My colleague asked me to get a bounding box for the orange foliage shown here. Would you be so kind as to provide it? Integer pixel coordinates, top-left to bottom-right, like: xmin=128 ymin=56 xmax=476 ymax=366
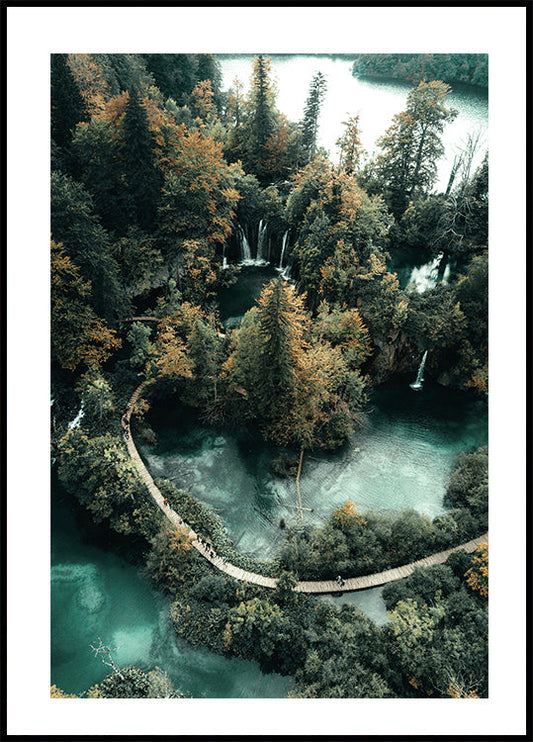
xmin=50 ymin=685 xmax=77 ymax=699
xmin=191 ymin=79 xmax=217 ymax=120
xmin=51 ymin=240 xmax=121 ymax=371
xmin=331 ymin=500 xmax=366 ymax=530
xmin=68 ymin=54 xmax=111 ymax=117
xmin=446 ymin=680 xmax=479 ymax=699
xmin=465 ymin=542 xmax=488 ymax=598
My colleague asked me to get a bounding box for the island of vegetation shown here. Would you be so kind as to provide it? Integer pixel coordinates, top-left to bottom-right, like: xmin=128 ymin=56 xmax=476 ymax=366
xmin=51 ymin=52 xmax=488 ymax=700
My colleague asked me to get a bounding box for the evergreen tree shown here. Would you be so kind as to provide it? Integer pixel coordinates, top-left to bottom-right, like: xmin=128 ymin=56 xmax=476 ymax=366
xmin=142 ymin=53 xmax=196 ymax=103
xmin=50 ymin=54 xmax=87 ymax=160
xmin=247 ymin=55 xmax=276 ymax=179
xmin=375 ymin=80 xmax=457 ymax=217
xmin=301 ymin=71 xmax=327 ymax=164
xmin=122 ymin=89 xmax=161 ymax=231
xmin=51 ymin=171 xmax=128 ymax=321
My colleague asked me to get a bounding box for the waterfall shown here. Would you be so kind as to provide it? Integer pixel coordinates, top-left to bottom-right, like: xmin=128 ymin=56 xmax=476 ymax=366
xmin=68 ymin=400 xmax=85 ymax=429
xmin=236 ymin=223 xmax=251 ymax=263
xmin=278 ymin=230 xmax=289 ymax=269
xmin=222 ymin=244 xmax=228 ymax=270
xmin=441 ymin=262 xmax=451 ymax=285
xmin=410 ymin=351 xmax=428 ymax=391
xmin=408 ymin=253 xmax=444 ymax=293
xmin=257 ymin=219 xmax=268 ymax=263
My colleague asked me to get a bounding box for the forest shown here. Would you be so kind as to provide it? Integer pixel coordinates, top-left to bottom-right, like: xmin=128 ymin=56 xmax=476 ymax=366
xmin=352 ymin=53 xmax=488 ymax=88
xmin=50 ymin=52 xmax=488 ymax=700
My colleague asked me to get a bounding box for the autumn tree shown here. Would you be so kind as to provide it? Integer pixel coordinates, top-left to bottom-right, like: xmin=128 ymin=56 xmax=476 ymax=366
xmin=223 ymin=279 xmax=370 ymax=449
xmin=190 ymin=79 xmax=217 ymax=121
xmin=336 ymin=114 xmax=363 ymax=175
xmin=51 ymin=240 xmax=121 ymax=373
xmin=158 ymin=128 xmax=241 ymax=257
xmin=465 ymin=542 xmax=488 ymax=598
xmin=145 ymin=524 xmax=196 ymax=589
xmin=67 ymin=54 xmax=112 ymax=118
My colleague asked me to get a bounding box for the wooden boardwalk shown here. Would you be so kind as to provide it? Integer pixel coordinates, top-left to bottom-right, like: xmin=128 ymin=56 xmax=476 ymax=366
xmin=122 ymin=383 xmax=488 ymax=594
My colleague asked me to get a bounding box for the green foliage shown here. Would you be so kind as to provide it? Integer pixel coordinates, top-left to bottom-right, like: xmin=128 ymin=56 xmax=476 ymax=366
xmin=300 ymin=71 xmax=327 ymax=164
xmin=374 ymin=81 xmax=457 ymax=216
xmin=70 ymin=118 xmax=132 ymax=234
xmin=51 ymin=54 xmax=87 ymax=152
xmin=51 ymin=171 xmax=128 ymax=322
xmin=114 ymin=227 xmax=163 ymax=296
xmin=289 ymin=603 xmax=392 ymax=698
xmin=382 ymin=560 xmax=488 ymax=697
xmin=51 ymin=240 xmax=121 ymax=373
xmin=445 ymin=447 xmax=488 ymax=518
xmin=122 ymin=89 xmax=161 ymax=231
xmin=57 ymin=428 xmax=161 ymax=538
xmin=154 ymin=479 xmax=279 ymax=578
xmin=94 ymin=665 xmax=183 ymax=698
xmin=353 ymin=53 xmax=488 ymax=88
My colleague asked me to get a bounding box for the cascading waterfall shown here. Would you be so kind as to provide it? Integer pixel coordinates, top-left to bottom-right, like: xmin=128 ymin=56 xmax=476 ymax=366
xmin=222 ymin=244 xmax=228 ymax=270
xmin=257 ymin=219 xmax=268 ymax=263
xmin=68 ymin=400 xmax=85 ymax=429
xmin=410 ymin=351 xmax=428 ymax=391
xmin=236 ymin=223 xmax=252 ymax=263
xmin=278 ymin=230 xmax=289 ymax=269
xmin=441 ymin=262 xmax=451 ymax=285
xmin=408 ymin=253 xmax=444 ymax=293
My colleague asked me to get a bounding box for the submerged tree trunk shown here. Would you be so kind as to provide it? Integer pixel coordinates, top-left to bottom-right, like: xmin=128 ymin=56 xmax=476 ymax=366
xmin=295 ymin=448 xmax=305 ymax=523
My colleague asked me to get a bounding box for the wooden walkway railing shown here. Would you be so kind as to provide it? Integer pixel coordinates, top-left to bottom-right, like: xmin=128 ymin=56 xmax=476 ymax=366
xmin=122 ymin=383 xmax=488 ymax=594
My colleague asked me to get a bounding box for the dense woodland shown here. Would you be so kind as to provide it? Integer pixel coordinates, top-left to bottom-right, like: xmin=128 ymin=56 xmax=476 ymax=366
xmin=51 ymin=53 xmax=488 ymax=699
xmin=352 ymin=53 xmax=488 ymax=88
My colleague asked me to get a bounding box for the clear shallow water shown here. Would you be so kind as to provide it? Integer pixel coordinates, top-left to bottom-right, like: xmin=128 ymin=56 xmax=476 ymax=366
xmin=139 ymin=376 xmax=487 ymax=560
xmin=317 ymin=586 xmax=389 ymax=626
xmin=51 ymin=478 xmax=293 ymax=698
xmin=218 ymin=54 xmax=488 ymax=191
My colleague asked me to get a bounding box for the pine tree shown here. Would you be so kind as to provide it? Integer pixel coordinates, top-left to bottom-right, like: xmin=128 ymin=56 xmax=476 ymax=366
xmin=51 ymin=54 xmax=87 ymax=160
xmin=247 ymin=55 xmax=276 ymax=179
xmin=301 ymin=72 xmax=327 ymax=164
xmin=122 ymin=89 xmax=161 ymax=231
xmin=375 ymin=80 xmax=457 ymax=217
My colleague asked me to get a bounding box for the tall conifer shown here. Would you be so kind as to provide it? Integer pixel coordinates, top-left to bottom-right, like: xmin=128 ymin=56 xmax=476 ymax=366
xmin=122 ymin=88 xmax=161 ymax=231
xmin=301 ymin=71 xmax=327 ymax=164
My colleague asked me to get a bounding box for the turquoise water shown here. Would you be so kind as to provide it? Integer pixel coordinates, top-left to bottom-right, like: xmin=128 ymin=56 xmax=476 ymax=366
xmin=218 ymin=265 xmax=279 ymax=328
xmin=139 ymin=375 xmax=487 ymax=559
xmin=50 ymin=478 xmax=294 ymax=697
